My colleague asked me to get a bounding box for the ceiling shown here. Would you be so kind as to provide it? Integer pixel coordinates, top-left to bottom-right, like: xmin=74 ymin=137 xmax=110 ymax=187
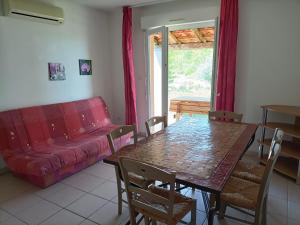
xmin=69 ymin=0 xmax=174 ymax=10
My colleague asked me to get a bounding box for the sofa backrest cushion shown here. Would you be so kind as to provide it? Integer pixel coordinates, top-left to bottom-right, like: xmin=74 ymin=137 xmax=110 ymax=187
xmin=61 ymin=97 xmax=112 ymax=138
xmin=20 ymin=106 xmax=52 ymax=146
xmin=43 ymin=104 xmax=69 ymax=141
xmin=88 ymin=97 xmax=112 ymax=127
xmin=20 ymin=104 xmax=69 ymax=146
xmin=0 ymin=110 xmax=31 ymax=158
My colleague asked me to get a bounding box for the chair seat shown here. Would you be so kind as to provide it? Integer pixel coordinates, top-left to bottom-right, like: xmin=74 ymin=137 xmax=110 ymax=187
xmin=221 ymin=176 xmax=260 ymax=210
xmin=232 ymin=160 xmax=265 ymax=183
xmin=136 ymin=186 xmax=194 ymax=225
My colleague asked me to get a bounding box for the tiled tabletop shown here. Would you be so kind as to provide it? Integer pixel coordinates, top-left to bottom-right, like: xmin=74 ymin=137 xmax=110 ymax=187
xmin=104 ymin=117 xmax=257 ymax=192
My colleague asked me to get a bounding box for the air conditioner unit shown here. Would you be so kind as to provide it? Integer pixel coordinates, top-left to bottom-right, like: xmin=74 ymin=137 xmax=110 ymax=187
xmin=3 ymin=0 xmax=64 ymax=24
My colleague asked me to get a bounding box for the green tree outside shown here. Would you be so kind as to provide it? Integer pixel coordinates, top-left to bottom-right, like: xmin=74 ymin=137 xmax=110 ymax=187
xmin=168 ymin=48 xmax=213 ymax=100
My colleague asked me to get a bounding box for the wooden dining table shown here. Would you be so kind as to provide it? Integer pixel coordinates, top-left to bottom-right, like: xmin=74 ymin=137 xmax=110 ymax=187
xmin=103 ymin=116 xmax=257 ymax=225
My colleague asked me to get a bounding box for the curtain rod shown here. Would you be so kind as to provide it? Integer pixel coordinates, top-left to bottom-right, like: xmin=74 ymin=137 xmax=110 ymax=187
xmin=130 ymin=0 xmax=174 ymax=8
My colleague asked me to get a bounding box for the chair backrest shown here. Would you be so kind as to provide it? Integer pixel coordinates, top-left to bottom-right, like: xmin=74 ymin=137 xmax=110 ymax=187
xmin=145 ymin=116 xmax=168 ymax=137
xmin=255 ymin=128 xmax=284 ymax=223
xmin=208 ymin=111 xmax=243 ymax=122
xmin=119 ymin=157 xmax=176 ymax=224
xmin=107 ymin=125 xmax=137 ymax=154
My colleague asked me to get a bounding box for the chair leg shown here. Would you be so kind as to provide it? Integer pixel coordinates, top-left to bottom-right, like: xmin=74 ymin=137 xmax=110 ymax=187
xmin=176 ymin=182 xmax=180 ymax=191
xmin=262 ymin=196 xmax=267 ymax=225
xmin=129 ymin=208 xmax=137 ymax=225
xmin=152 ymin=220 xmax=157 ymax=225
xmin=209 ymin=193 xmax=216 ymax=208
xmin=218 ymin=202 xmax=226 ymax=219
xmin=114 ymin=166 xmax=122 ymax=215
xmin=191 ymin=200 xmax=197 ymax=225
xmin=144 ymin=216 xmax=150 ymax=225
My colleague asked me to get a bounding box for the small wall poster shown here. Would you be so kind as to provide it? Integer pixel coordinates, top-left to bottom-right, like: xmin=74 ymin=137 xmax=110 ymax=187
xmin=79 ymin=59 xmax=92 ymax=75
xmin=48 ymin=63 xmax=66 ymax=81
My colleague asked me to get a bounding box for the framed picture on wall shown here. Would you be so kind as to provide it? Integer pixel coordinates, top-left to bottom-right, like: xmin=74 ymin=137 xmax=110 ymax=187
xmin=48 ymin=63 xmax=66 ymax=81
xmin=79 ymin=59 xmax=92 ymax=75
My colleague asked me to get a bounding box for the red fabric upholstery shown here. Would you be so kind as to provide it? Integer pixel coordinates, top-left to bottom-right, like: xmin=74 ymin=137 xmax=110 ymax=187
xmin=0 ymin=97 xmax=130 ymax=188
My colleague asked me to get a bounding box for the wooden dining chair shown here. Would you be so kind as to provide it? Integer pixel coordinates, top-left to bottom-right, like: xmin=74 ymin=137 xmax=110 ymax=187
xmin=119 ymin=157 xmax=197 ymax=225
xmin=208 ymin=111 xmax=243 ymax=122
xmin=107 ymin=125 xmax=152 ymax=215
xmin=107 ymin=125 xmax=137 ymax=154
xmin=218 ymin=128 xmax=284 ymax=225
xmin=232 ymin=129 xmax=283 ymax=184
xmin=145 ymin=115 xmax=168 ymax=137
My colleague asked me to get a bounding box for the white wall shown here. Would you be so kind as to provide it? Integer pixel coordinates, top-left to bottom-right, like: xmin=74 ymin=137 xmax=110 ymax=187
xmin=236 ymin=0 xmax=300 ymax=123
xmin=132 ymin=7 xmax=149 ymax=132
xmin=0 ymin=1 xmax=112 ymax=111
xmin=140 ymin=0 xmax=219 ymax=29
xmin=108 ymin=8 xmax=125 ymax=124
xmin=0 ymin=0 xmax=112 ymax=168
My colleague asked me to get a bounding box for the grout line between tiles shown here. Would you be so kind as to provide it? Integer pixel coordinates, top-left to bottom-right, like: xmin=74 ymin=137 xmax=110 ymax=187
xmin=36 ymin=208 xmax=66 ymax=225
xmin=1 ymin=160 xmax=292 ymax=225
xmin=0 ymin=207 xmax=31 ymax=225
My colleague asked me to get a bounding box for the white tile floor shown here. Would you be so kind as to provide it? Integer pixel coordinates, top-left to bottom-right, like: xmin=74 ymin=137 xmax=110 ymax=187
xmin=0 ymin=158 xmax=299 ymax=225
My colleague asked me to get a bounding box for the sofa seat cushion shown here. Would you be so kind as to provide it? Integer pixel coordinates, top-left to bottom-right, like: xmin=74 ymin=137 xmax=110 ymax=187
xmin=6 ymin=152 xmax=62 ymax=177
xmin=68 ymin=124 xmax=131 ymax=157
xmin=6 ymin=126 xmax=131 ymax=178
xmin=6 ymin=143 xmax=98 ymax=177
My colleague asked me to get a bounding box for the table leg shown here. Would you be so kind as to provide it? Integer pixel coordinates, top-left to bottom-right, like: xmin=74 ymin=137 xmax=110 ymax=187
xmin=207 ymin=193 xmax=220 ymax=225
xmin=208 ymin=208 xmax=215 ymax=225
xmin=297 ymin=160 xmax=300 ymax=185
xmin=259 ymin=108 xmax=268 ymax=158
xmin=246 ymin=134 xmax=255 ymax=151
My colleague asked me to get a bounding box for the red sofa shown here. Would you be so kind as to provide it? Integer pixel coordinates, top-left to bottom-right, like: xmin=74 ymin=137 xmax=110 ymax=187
xmin=0 ymin=97 xmax=130 ymax=188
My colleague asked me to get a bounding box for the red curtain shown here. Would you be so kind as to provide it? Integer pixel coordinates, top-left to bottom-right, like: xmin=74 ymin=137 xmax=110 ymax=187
xmin=122 ymin=7 xmax=138 ymax=127
xmin=215 ymin=0 xmax=239 ymax=112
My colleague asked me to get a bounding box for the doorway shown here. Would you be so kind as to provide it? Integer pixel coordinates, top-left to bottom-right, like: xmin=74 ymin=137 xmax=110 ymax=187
xmin=146 ymin=21 xmax=218 ymax=125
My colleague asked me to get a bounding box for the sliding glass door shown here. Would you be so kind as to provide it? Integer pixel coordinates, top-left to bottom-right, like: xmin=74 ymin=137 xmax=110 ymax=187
xmin=146 ymin=26 xmax=168 ymax=119
xmin=146 ymin=19 xmax=219 ymax=124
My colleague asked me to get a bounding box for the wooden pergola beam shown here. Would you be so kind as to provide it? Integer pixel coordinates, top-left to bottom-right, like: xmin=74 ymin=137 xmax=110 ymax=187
xmin=193 ymin=29 xmax=207 ymax=43
xmin=169 ymin=31 xmax=181 ymax=44
xmin=169 ymin=42 xmax=213 ymax=49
